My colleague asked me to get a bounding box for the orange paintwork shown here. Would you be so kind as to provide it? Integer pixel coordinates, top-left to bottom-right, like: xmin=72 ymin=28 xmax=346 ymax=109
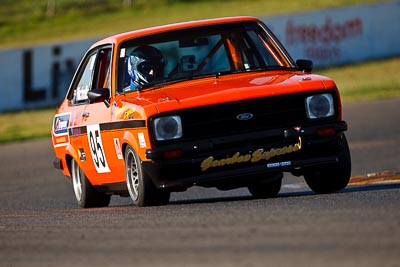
xmin=51 ymin=16 xmax=343 ymax=188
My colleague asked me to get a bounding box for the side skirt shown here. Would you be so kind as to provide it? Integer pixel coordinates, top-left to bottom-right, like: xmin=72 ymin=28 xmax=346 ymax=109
xmin=95 ymin=182 xmax=129 ymax=197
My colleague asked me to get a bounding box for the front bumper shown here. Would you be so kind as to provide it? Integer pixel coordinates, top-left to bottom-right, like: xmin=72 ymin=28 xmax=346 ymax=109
xmin=144 ymin=121 xmax=347 ymax=189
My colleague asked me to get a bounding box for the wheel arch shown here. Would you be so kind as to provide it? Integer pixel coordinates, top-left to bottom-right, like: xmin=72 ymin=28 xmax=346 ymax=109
xmin=120 ymin=130 xmax=147 ymax=161
xmin=63 ymin=144 xmax=81 ymax=178
xmin=65 ymin=154 xmax=73 ymax=177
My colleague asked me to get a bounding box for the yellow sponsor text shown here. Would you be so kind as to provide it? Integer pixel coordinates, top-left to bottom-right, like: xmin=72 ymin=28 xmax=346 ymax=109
xmin=200 ymin=137 xmax=302 ymax=171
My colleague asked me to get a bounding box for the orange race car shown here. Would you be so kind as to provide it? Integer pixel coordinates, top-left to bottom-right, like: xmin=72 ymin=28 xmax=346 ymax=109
xmin=51 ymin=16 xmax=351 ymax=208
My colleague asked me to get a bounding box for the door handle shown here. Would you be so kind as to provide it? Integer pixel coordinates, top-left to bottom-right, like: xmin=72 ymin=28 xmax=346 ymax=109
xmin=82 ymin=112 xmax=90 ymax=118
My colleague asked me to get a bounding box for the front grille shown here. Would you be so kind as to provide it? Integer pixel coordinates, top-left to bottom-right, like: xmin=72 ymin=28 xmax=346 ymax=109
xmin=182 ymin=93 xmax=307 ymax=140
xmin=152 ymin=90 xmax=337 ymax=144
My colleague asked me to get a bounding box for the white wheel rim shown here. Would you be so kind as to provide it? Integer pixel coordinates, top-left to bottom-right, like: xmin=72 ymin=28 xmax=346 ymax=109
xmin=72 ymin=161 xmax=83 ymax=202
xmin=126 ymin=149 xmax=139 ymax=201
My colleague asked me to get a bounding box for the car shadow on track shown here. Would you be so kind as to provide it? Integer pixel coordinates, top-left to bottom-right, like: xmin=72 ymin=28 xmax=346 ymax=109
xmin=168 ymin=182 xmax=400 ymax=205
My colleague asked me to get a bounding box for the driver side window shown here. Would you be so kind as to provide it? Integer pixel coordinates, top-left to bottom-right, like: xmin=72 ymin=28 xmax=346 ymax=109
xmin=72 ymin=53 xmax=96 ymax=104
xmin=68 ymin=47 xmax=112 ymax=105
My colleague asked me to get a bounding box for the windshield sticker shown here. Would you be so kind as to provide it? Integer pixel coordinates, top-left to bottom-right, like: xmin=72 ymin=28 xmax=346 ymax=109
xmin=120 ymin=48 xmax=126 ymax=58
xmin=200 ymin=137 xmax=302 ymax=172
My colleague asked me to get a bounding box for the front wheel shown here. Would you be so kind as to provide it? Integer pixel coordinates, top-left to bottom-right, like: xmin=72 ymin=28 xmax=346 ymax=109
xmin=71 ymin=160 xmax=111 ymax=208
xmin=304 ymin=134 xmax=351 ymax=194
xmin=125 ymin=145 xmax=170 ymax=206
xmin=248 ymin=173 xmax=283 ymax=199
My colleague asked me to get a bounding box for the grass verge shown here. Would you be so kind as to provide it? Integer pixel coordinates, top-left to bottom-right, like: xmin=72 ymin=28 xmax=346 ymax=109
xmin=0 ymin=109 xmax=55 ymax=143
xmin=317 ymin=57 xmax=400 ymax=102
xmin=0 ymin=0 xmax=386 ymax=48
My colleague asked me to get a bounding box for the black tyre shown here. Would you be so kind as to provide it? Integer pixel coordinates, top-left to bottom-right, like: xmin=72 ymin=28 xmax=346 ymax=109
xmin=248 ymin=173 xmax=283 ymax=199
xmin=125 ymin=145 xmax=170 ymax=206
xmin=71 ymin=160 xmax=111 ymax=208
xmin=304 ymin=134 xmax=351 ymax=194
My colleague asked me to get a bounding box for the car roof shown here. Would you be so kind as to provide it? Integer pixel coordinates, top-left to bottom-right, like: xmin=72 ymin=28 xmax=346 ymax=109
xmin=90 ymin=16 xmax=261 ymax=49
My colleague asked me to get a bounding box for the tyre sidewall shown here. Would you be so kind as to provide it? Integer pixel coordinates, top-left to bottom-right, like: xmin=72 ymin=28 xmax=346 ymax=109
xmin=304 ymin=134 xmax=351 ymax=194
xmin=124 ymin=145 xmax=170 ymax=206
xmin=71 ymin=160 xmax=110 ymax=208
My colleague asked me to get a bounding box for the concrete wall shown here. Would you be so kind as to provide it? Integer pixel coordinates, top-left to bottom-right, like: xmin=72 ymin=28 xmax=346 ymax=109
xmin=264 ymin=2 xmax=400 ymax=67
xmin=0 ymin=40 xmax=96 ymax=112
xmin=0 ymin=2 xmax=399 ymax=112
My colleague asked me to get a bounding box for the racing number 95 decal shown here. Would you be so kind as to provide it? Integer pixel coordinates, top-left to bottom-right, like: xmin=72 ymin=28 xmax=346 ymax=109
xmin=87 ymin=124 xmax=111 ymax=173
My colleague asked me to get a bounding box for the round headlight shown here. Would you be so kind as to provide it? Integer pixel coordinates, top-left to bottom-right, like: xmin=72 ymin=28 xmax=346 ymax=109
xmin=154 ymin=116 xmax=182 ymax=141
xmin=306 ymin=94 xmax=334 ymax=119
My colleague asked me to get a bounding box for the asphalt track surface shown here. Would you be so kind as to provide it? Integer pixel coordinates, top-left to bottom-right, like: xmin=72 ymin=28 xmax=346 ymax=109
xmin=1 ymin=98 xmax=399 ymax=267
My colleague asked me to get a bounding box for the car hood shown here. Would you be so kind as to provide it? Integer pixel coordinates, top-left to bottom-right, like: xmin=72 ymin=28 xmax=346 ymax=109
xmin=124 ymin=71 xmax=337 ymax=114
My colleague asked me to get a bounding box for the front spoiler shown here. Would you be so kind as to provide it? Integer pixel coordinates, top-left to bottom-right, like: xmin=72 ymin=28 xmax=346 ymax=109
xmin=143 ymin=155 xmax=338 ymax=189
xmin=146 ymin=121 xmax=347 ymax=160
xmin=143 ymin=121 xmax=347 ymax=189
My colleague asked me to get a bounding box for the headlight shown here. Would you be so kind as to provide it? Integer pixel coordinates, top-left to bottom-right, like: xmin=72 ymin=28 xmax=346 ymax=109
xmin=305 ymin=93 xmax=335 ymax=119
xmin=153 ymin=115 xmax=182 ymax=141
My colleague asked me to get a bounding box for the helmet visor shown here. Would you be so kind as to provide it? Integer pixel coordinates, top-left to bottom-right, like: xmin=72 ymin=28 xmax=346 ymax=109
xmin=137 ymin=61 xmax=161 ymax=82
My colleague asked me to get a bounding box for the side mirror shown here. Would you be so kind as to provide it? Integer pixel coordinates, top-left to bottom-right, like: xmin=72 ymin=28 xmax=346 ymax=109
xmin=88 ymin=88 xmax=110 ymax=108
xmin=296 ymin=59 xmax=313 ymax=73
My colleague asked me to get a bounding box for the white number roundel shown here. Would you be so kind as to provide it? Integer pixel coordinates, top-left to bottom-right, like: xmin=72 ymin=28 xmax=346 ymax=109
xmin=87 ymin=124 xmax=110 ymax=173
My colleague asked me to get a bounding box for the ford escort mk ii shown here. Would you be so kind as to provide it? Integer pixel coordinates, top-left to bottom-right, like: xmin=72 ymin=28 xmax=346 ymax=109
xmin=52 ymin=16 xmax=351 ymax=208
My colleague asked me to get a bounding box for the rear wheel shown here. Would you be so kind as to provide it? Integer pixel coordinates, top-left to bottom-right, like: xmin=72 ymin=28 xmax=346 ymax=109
xmin=304 ymin=134 xmax=351 ymax=194
xmin=248 ymin=173 xmax=283 ymax=199
xmin=125 ymin=145 xmax=170 ymax=206
xmin=71 ymin=160 xmax=111 ymax=208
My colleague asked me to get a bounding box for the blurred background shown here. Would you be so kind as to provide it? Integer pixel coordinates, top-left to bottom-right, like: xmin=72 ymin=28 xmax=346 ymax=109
xmin=0 ymin=0 xmax=394 ymax=47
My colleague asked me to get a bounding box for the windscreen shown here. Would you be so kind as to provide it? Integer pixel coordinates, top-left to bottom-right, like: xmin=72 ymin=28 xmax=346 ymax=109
xmin=117 ymin=22 xmax=295 ymax=92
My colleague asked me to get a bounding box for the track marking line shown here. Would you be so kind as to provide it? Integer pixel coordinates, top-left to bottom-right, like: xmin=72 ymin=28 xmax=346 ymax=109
xmin=349 ymin=170 xmax=400 ymax=186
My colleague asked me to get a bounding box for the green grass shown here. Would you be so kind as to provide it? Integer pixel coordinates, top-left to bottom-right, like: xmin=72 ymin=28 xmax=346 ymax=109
xmin=0 ymin=0 xmax=386 ymax=48
xmin=0 ymin=109 xmax=55 ymax=143
xmin=317 ymin=57 xmax=400 ymax=102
